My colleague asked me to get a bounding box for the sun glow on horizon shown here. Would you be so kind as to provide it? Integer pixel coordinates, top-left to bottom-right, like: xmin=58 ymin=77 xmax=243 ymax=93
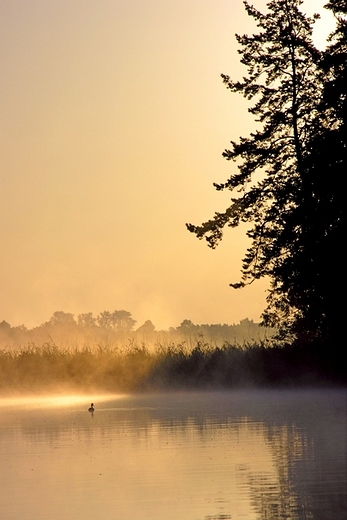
xmin=0 ymin=393 xmax=126 ymax=409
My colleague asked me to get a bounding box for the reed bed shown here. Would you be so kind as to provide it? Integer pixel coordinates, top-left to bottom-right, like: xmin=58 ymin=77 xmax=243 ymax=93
xmin=0 ymin=339 xmax=345 ymax=395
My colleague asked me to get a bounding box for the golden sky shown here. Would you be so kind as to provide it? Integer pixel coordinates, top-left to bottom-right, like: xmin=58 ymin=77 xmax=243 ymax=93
xmin=0 ymin=0 xmax=335 ymax=330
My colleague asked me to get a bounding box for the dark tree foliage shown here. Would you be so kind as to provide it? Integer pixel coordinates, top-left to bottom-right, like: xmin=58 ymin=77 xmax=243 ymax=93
xmin=280 ymin=0 xmax=346 ymax=342
xmin=187 ymin=0 xmax=345 ymax=343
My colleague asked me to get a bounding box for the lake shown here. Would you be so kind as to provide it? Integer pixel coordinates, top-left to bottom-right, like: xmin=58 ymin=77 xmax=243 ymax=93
xmin=0 ymin=389 xmax=346 ymax=520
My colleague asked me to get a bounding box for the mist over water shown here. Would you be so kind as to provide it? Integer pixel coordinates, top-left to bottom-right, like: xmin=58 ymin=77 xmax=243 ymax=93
xmin=0 ymin=390 xmax=346 ymax=520
xmin=0 ymin=320 xmax=345 ymax=519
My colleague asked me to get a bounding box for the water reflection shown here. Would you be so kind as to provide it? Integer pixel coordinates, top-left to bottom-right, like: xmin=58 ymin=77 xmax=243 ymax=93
xmin=0 ymin=390 xmax=346 ymax=520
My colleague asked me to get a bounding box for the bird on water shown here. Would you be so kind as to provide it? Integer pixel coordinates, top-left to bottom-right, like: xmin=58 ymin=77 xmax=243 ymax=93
xmin=88 ymin=403 xmax=95 ymax=413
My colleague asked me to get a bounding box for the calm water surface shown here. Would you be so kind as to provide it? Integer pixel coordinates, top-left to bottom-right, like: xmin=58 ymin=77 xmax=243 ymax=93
xmin=0 ymin=390 xmax=346 ymax=520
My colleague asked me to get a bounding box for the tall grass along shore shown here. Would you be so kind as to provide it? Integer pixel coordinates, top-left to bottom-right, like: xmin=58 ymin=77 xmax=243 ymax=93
xmin=0 ymin=339 xmax=345 ymax=395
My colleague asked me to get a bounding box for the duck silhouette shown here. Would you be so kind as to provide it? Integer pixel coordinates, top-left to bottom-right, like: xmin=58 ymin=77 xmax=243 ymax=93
xmin=88 ymin=403 xmax=95 ymax=413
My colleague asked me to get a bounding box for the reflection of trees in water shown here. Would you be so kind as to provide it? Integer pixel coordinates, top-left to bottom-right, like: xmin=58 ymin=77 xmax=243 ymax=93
xmin=243 ymin=422 xmax=313 ymax=520
xmin=4 ymin=391 xmax=346 ymax=520
xmin=244 ymin=415 xmax=347 ymax=520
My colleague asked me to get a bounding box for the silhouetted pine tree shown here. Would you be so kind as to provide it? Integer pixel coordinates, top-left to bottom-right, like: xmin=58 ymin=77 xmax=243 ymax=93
xmin=187 ymin=0 xmax=345 ymax=343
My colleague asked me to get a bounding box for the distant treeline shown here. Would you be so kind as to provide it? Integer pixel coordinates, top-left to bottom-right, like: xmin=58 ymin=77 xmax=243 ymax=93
xmin=0 ymin=340 xmax=345 ymax=395
xmin=0 ymin=311 xmax=274 ymax=350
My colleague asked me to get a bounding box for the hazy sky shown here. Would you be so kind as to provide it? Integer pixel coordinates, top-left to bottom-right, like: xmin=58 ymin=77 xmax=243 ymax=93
xmin=0 ymin=0 xmax=335 ymax=330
